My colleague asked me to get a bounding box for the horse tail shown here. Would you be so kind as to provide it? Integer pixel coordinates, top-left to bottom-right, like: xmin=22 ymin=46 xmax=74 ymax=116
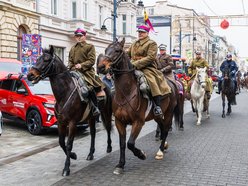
xmin=100 ymin=84 xmax=113 ymax=132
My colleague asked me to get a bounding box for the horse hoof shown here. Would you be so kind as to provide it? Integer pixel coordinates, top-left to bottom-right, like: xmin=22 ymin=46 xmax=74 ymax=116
xmin=164 ymin=141 xmax=169 ymax=150
xmin=70 ymin=152 xmax=77 ymax=160
xmin=196 ymin=122 xmax=201 ymax=126
xmin=222 ymin=115 xmax=225 ymax=118
xmin=86 ymin=154 xmax=94 ymax=161
xmin=155 ymin=149 xmax=164 ymax=160
xmin=179 ymin=127 xmax=184 ymax=131
xmin=62 ymin=169 xmax=70 ymax=177
xmin=138 ymin=151 xmax=147 ymax=160
xmin=113 ymin=167 xmax=124 ymax=175
xmin=106 ymin=146 xmax=112 ymax=153
xmin=155 ymin=136 xmax=160 ymax=141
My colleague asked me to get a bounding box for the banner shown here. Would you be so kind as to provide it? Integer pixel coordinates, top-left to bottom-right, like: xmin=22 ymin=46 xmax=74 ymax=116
xmin=21 ymin=34 xmax=42 ymax=74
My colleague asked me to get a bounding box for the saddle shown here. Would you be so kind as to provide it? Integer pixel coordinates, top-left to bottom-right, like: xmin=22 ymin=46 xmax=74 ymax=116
xmin=70 ymin=71 xmax=89 ymax=102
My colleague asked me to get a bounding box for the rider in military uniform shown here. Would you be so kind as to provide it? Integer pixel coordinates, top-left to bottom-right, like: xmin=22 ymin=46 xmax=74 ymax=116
xmin=68 ymin=28 xmax=103 ymax=116
xmin=156 ymin=44 xmax=176 ymax=83
xmin=216 ymin=54 xmax=239 ymax=94
xmin=127 ymin=25 xmax=171 ymax=117
xmin=187 ymin=51 xmax=212 ymax=99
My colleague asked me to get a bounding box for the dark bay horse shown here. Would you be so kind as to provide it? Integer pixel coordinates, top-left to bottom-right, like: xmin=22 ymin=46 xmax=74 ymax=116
xmin=221 ymin=67 xmax=236 ymax=118
xmin=98 ymin=38 xmax=179 ymax=174
xmin=27 ymin=46 xmax=113 ymax=176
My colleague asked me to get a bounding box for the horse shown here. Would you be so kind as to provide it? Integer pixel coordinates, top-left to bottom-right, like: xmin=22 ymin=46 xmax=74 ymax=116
xmin=190 ymin=67 xmax=209 ymax=125
xmin=98 ymin=38 xmax=179 ymax=174
xmin=27 ymin=46 xmax=113 ymax=176
xmin=221 ymin=67 xmax=236 ymax=118
xmin=236 ymin=71 xmax=241 ymax=93
xmin=155 ymin=77 xmax=185 ymax=139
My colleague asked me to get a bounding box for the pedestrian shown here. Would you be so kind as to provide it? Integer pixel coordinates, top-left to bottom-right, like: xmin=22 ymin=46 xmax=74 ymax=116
xmin=216 ymin=54 xmax=239 ymax=94
xmin=156 ymin=44 xmax=176 ymax=83
xmin=102 ymin=72 xmax=114 ymax=89
xmin=68 ymin=28 xmax=105 ymax=116
xmin=127 ymin=25 xmax=171 ymax=117
xmin=187 ymin=51 xmax=212 ymax=99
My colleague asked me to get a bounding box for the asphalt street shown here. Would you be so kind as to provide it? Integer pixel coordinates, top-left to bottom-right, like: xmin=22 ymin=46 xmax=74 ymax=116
xmin=1 ymin=91 xmax=248 ymax=186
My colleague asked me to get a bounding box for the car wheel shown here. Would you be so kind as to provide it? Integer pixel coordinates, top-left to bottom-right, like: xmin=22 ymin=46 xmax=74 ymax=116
xmin=26 ymin=109 xmax=43 ymax=135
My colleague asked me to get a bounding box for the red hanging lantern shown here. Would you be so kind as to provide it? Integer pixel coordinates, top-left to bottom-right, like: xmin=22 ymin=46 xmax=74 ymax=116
xmin=220 ymin=19 xmax=229 ymax=29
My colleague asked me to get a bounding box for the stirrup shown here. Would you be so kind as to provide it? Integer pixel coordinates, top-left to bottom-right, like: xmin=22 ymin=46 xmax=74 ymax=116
xmin=153 ymin=106 xmax=163 ymax=117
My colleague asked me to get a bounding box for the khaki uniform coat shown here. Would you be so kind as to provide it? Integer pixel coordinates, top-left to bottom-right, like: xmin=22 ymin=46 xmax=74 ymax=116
xmin=68 ymin=41 xmax=104 ymax=90
xmin=127 ymin=36 xmax=171 ymax=96
xmin=187 ymin=57 xmax=212 ymax=92
xmin=156 ymin=53 xmax=176 ymax=83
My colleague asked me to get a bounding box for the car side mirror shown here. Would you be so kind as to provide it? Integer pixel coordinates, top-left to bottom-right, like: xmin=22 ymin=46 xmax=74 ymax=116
xmin=17 ymin=88 xmax=28 ymax=95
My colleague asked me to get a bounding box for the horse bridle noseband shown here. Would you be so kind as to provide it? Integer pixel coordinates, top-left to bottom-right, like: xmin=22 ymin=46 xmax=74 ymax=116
xmin=33 ymin=54 xmax=56 ymax=80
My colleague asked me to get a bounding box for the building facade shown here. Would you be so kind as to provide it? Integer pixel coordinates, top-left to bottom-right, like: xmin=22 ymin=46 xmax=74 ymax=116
xmin=0 ymin=0 xmax=39 ymax=59
xmin=38 ymin=0 xmax=138 ymax=64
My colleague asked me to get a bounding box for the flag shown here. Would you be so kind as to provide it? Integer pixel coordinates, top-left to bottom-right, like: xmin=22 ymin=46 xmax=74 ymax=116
xmin=144 ymin=10 xmax=156 ymax=33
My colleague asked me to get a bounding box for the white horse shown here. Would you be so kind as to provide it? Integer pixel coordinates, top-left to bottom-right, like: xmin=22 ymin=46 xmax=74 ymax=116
xmin=0 ymin=111 xmax=3 ymax=136
xmin=191 ymin=67 xmax=209 ymax=125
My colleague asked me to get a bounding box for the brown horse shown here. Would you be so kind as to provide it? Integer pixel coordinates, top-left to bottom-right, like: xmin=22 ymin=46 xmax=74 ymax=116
xmin=27 ymin=46 xmax=113 ymax=176
xmin=98 ymin=38 xmax=179 ymax=174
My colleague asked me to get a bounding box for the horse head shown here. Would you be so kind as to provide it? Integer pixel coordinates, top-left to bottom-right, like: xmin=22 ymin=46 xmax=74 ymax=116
xmin=195 ymin=67 xmax=207 ymax=89
xmin=223 ymin=67 xmax=231 ymax=80
xmin=27 ymin=45 xmax=66 ymax=84
xmin=98 ymin=38 xmax=128 ymax=72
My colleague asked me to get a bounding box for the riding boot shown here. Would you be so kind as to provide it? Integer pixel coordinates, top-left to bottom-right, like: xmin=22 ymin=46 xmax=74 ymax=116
xmin=88 ymin=90 xmax=100 ymax=116
xmin=152 ymin=95 xmax=163 ymax=118
xmin=216 ymin=81 xmax=222 ymax=94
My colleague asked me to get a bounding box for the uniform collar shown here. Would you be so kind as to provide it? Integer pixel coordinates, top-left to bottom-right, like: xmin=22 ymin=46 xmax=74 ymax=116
xmin=138 ymin=36 xmax=150 ymax=45
xmin=76 ymin=41 xmax=86 ymax=47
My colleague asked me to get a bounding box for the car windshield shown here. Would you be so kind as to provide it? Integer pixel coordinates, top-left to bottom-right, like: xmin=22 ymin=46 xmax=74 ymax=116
xmin=0 ymin=63 xmax=22 ymax=73
xmin=25 ymin=78 xmax=53 ymax=95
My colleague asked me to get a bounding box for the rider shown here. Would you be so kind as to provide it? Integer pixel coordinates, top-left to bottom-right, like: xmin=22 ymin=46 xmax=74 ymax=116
xmin=68 ymin=28 xmax=103 ymax=116
xmin=187 ymin=51 xmax=212 ymax=99
xmin=127 ymin=25 xmax=171 ymax=117
xmin=216 ymin=54 xmax=239 ymax=94
xmin=156 ymin=44 xmax=176 ymax=83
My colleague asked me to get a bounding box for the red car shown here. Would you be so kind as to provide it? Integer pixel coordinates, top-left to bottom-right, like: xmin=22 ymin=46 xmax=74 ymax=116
xmin=0 ymin=74 xmax=57 ymax=135
xmin=0 ymin=58 xmax=22 ymax=79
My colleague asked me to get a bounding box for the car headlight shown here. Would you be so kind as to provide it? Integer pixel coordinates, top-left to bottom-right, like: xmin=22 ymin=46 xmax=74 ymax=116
xmin=43 ymin=103 xmax=55 ymax=109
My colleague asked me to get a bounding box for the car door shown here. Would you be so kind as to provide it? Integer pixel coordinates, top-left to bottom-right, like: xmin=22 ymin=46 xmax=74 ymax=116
xmin=0 ymin=79 xmax=14 ymax=114
xmin=10 ymin=79 xmax=30 ymax=120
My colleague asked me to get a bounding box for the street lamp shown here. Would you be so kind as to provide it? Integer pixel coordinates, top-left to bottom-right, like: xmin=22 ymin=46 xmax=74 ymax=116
xmin=101 ymin=0 xmax=144 ymax=41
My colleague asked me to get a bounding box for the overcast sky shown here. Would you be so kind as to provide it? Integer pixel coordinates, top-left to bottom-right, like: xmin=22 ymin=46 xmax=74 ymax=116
xmin=142 ymin=0 xmax=248 ymax=58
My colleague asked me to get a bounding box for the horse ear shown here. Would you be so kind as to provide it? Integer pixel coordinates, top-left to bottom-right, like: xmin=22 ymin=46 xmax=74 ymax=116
xmin=120 ymin=38 xmax=125 ymax=48
xmin=50 ymin=45 xmax=55 ymax=55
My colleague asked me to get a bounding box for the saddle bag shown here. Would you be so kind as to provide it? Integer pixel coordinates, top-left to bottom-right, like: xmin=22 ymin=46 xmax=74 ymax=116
xmin=134 ymin=70 xmax=150 ymax=98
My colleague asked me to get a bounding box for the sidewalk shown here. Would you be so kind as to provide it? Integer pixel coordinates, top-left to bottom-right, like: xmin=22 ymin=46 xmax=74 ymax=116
xmin=0 ymin=93 xmax=220 ymax=186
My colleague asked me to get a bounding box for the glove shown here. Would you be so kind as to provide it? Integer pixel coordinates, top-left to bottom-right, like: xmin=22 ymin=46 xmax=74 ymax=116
xmin=188 ymin=73 xmax=192 ymax=77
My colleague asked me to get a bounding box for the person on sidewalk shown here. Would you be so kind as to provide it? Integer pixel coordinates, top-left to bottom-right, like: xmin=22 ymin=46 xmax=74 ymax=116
xmin=127 ymin=25 xmax=171 ymax=117
xmin=216 ymin=54 xmax=239 ymax=95
xmin=187 ymin=51 xmax=212 ymax=100
xmin=68 ymin=28 xmax=104 ymax=116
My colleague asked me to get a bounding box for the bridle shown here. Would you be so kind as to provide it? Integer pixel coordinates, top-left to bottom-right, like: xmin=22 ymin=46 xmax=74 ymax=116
xmin=195 ymin=72 xmax=206 ymax=85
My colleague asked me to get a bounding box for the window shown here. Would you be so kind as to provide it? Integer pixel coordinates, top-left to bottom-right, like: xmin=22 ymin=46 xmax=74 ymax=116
xmin=17 ymin=25 xmax=27 ymax=61
xmin=72 ymin=1 xmax=77 ymax=19
xmin=99 ymin=5 xmax=103 ymax=28
xmin=53 ymin=46 xmax=64 ymax=61
xmin=14 ymin=80 xmax=26 ymax=93
xmin=51 ymin=0 xmax=58 ymax=15
xmin=83 ymin=0 xmax=88 ymax=20
xmin=122 ymin=15 xmax=126 ymax=35
xmin=0 ymin=80 xmax=13 ymax=91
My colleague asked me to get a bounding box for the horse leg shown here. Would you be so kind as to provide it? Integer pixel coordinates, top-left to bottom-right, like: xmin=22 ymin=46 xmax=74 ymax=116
xmin=179 ymin=96 xmax=184 ymax=131
xmin=127 ymin=121 xmax=146 ymax=160
xmin=100 ymin=111 xmax=112 ymax=153
xmin=155 ymin=115 xmax=172 ymax=160
xmin=87 ymin=117 xmax=96 ymax=160
xmin=62 ymin=122 xmax=77 ymax=176
xmin=113 ymin=119 xmax=127 ymax=175
xmin=227 ymin=99 xmax=232 ymax=115
xmin=196 ymin=97 xmax=204 ymax=125
xmin=155 ymin=124 xmax=160 ymax=141
xmin=222 ymin=94 xmax=226 ymax=118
